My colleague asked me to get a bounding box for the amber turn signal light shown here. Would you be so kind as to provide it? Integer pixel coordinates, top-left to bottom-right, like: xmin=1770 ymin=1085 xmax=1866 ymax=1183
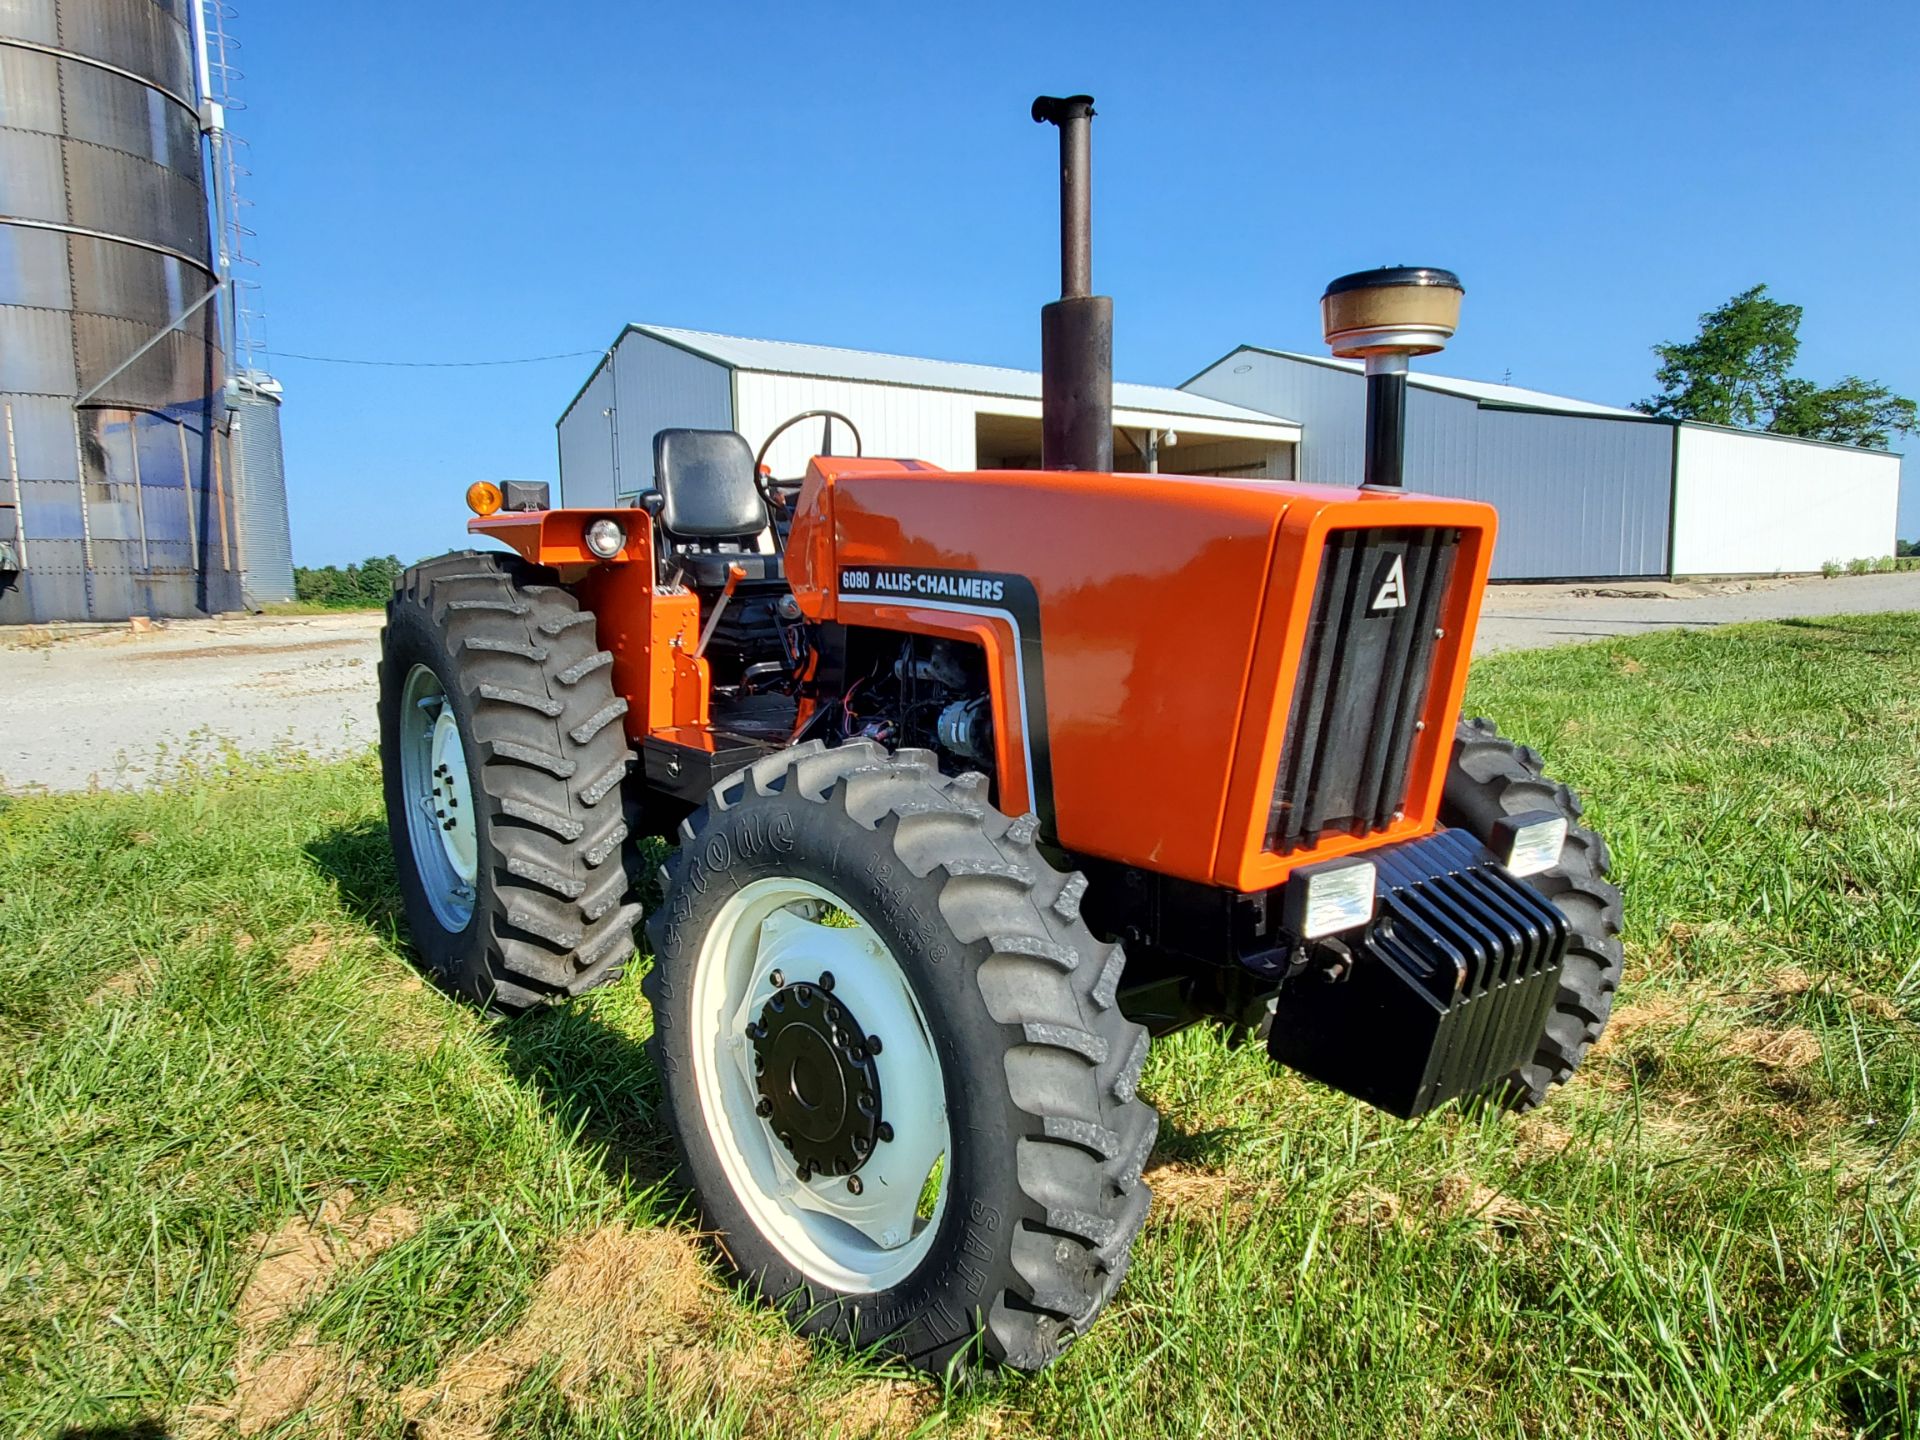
xmin=466 ymin=481 xmax=504 ymax=517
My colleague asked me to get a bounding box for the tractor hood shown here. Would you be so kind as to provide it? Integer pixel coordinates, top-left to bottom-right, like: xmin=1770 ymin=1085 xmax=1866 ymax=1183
xmin=787 ymin=460 xmax=1498 ymax=891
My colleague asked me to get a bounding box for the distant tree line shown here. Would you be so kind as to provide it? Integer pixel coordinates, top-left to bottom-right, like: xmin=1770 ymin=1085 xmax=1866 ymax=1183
xmin=1638 ymin=285 xmax=1916 ymax=449
xmin=293 ymin=555 xmax=405 ymax=608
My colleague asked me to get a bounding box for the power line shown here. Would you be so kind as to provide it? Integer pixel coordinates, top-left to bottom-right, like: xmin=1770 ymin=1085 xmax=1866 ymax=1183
xmin=267 ymin=347 xmax=606 ymax=369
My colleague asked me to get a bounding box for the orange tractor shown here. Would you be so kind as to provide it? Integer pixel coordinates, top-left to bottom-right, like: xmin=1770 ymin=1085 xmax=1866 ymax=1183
xmin=380 ymin=96 xmax=1622 ymax=1373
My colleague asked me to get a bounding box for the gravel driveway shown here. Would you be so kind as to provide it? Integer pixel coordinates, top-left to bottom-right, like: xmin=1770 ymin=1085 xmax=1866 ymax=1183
xmin=1 ymin=611 xmax=383 ymax=792
xmin=1473 ymin=571 xmax=1920 ymax=652
xmin=4 ymin=571 xmax=1916 ymax=792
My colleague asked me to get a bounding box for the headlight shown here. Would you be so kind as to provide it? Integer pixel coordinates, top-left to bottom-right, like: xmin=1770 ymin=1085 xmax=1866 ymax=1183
xmin=1282 ymin=856 xmax=1377 ymax=940
xmin=1492 ymin=810 xmax=1568 ymax=878
xmin=584 ymin=518 xmax=626 ymax=558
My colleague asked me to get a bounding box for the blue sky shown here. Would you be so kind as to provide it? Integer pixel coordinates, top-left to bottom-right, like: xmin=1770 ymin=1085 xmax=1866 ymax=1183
xmin=236 ymin=1 xmax=1920 ymax=565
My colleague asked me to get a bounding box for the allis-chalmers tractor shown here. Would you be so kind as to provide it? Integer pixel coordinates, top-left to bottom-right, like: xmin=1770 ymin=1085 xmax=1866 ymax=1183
xmin=380 ymin=96 xmax=1623 ymax=1373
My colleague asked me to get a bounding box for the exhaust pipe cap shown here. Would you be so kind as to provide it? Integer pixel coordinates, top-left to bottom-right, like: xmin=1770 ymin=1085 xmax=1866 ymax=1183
xmin=1032 ymin=94 xmax=1096 ymax=125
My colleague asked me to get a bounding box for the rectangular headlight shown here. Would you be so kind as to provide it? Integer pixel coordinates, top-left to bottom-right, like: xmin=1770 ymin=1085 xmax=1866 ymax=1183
xmin=502 ymin=480 xmax=550 ymax=512
xmin=1282 ymin=856 xmax=1378 ymax=940
xmin=1493 ymin=811 xmax=1569 ymax=878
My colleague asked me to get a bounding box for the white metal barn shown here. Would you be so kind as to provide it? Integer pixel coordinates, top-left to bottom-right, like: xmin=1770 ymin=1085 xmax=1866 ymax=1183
xmin=1184 ymin=348 xmax=1903 ymax=580
xmin=556 ymin=325 xmax=1302 ymax=507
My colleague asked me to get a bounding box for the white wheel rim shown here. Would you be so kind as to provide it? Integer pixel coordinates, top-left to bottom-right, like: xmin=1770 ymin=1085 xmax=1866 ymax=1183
xmin=691 ymin=876 xmax=951 ymax=1293
xmin=399 ymin=663 xmax=477 ymax=931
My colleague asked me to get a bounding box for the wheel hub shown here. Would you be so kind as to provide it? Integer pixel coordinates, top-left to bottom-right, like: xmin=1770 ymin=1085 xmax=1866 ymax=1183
xmin=694 ymin=882 xmax=950 ymax=1290
xmin=427 ymin=705 xmax=478 ymax=885
xmin=399 ymin=665 xmax=477 ymax=932
xmin=750 ymin=977 xmax=883 ymax=1182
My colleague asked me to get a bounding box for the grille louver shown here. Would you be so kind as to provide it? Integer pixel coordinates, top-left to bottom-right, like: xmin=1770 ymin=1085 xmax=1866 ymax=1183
xmin=1268 ymin=527 xmax=1459 ymax=853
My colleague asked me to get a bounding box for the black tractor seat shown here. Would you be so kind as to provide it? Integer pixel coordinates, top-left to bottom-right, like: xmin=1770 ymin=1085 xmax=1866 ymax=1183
xmin=644 ymin=428 xmax=793 ymax=593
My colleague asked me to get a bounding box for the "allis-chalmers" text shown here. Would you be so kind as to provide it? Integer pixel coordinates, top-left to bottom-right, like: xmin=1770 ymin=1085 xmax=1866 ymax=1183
xmin=840 ymin=569 xmax=1008 ymax=603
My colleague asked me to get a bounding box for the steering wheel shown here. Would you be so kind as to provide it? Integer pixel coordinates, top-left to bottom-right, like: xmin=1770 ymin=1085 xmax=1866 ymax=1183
xmin=754 ymin=409 xmax=864 ymax=481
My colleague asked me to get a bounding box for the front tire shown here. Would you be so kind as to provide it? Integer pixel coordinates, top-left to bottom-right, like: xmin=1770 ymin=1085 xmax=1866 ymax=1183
xmin=379 ymin=551 xmax=643 ymax=1011
xmin=644 ymin=740 xmax=1156 ymax=1373
xmin=1442 ymin=717 xmax=1626 ymax=1109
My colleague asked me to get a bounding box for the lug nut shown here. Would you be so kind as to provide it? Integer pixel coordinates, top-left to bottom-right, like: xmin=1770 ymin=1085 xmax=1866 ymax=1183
xmin=867 ymin=1034 xmax=883 ymax=1055
xmin=769 ymin=969 xmax=784 ymax=987
xmin=853 ymin=1136 xmax=871 ymax=1157
xmin=819 ymin=971 xmax=834 ymax=991
xmin=796 ymin=1161 xmax=812 ymax=1182
xmin=876 ymin=1121 xmax=894 ymax=1143
xmin=795 ymin=984 xmax=812 ymax=1005
xmin=756 ymin=1097 xmax=772 ymax=1117
xmin=847 ymin=1175 xmax=864 ymax=1196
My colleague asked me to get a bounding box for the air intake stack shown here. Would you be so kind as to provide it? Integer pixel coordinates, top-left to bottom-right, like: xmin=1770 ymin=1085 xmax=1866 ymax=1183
xmin=1032 ymin=94 xmax=1113 ymax=473
xmin=1322 ymin=267 xmax=1464 ymax=489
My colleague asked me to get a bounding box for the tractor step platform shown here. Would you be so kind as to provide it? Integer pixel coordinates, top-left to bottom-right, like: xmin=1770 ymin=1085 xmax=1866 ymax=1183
xmin=643 ymin=727 xmax=782 ymax=805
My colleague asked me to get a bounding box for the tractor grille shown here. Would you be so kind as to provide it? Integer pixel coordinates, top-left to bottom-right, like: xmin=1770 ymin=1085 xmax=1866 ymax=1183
xmin=1267 ymin=527 xmax=1459 ymax=853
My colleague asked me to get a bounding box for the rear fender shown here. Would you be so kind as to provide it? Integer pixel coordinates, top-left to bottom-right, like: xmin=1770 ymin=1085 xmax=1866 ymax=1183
xmin=467 ymin=507 xmax=640 ymax=568
xmin=470 ymin=509 xmax=709 ymax=736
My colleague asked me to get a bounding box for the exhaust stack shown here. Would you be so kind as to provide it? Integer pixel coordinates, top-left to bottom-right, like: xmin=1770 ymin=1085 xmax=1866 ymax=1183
xmin=1321 ymin=267 xmax=1463 ymax=489
xmin=1033 ymin=94 xmax=1113 ymax=473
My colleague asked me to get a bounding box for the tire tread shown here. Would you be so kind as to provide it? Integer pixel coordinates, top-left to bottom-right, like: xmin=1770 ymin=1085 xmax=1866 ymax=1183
xmin=643 ymin=740 xmax=1155 ymax=1373
xmin=1443 ymin=716 xmax=1625 ymax=1110
xmin=381 ymin=549 xmax=641 ymax=1012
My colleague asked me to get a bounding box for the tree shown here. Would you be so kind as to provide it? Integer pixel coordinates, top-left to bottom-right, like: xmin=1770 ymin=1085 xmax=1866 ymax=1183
xmin=293 ymin=555 xmax=406 ymax=608
xmin=1768 ymin=375 xmax=1918 ymax=450
xmin=1637 ymin=285 xmax=1915 ymax=451
xmin=354 ymin=554 xmax=404 ymax=604
xmin=1638 ymin=285 xmax=1800 ymax=428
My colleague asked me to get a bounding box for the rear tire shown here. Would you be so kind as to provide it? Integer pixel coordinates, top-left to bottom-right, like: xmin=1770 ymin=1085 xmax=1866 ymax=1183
xmin=644 ymin=740 xmax=1156 ymax=1374
xmin=379 ymin=550 xmax=642 ymax=1011
xmin=1442 ymin=717 xmax=1625 ymax=1109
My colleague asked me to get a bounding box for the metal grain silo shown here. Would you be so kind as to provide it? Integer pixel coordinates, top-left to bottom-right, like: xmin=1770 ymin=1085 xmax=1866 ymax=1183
xmin=0 ymin=0 xmax=243 ymax=623
xmin=229 ymin=369 xmax=292 ymax=605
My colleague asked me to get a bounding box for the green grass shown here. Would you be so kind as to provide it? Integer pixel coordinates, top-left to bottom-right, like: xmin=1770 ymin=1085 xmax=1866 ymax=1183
xmin=3 ymin=614 xmax=1917 ymax=1438
xmin=257 ymin=601 xmax=384 ymax=617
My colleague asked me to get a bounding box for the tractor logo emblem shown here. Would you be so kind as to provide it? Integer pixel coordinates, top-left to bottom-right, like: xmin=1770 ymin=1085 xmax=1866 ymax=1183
xmin=1370 ymin=555 xmax=1408 ymax=612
